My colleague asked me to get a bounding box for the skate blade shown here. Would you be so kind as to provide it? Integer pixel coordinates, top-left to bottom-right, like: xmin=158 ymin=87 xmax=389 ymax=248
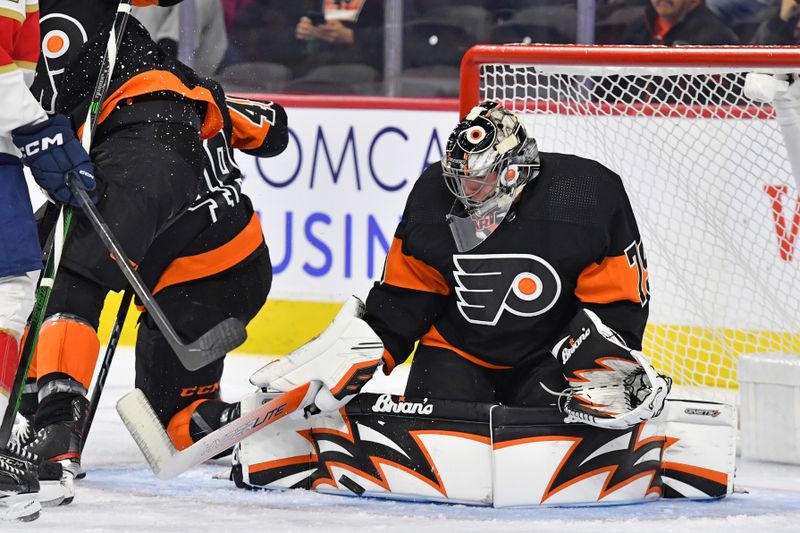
xmin=39 ymin=468 xmax=75 ymax=507
xmin=0 ymin=492 xmax=41 ymax=521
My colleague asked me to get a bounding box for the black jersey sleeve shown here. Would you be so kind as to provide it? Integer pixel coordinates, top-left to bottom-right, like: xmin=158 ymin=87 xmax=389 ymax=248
xmin=225 ymin=96 xmax=288 ymax=158
xmin=363 ymin=209 xmax=450 ymax=374
xmin=574 ymin=172 xmax=650 ymax=349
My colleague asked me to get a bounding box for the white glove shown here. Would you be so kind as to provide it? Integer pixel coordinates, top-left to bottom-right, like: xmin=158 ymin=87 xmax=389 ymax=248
xmin=250 ymin=296 xmax=384 ymax=412
xmin=551 ymin=309 xmax=672 ymax=430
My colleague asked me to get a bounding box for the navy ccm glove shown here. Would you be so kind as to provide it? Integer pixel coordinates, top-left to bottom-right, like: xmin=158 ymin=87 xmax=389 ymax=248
xmin=12 ymin=114 xmax=96 ymax=206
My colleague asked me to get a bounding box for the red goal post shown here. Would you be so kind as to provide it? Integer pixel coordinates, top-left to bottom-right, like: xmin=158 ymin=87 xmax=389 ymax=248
xmin=459 ymin=45 xmax=800 ymax=399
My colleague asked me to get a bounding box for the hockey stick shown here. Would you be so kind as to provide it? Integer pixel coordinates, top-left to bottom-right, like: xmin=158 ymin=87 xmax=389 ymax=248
xmin=0 ymin=0 xmax=134 ymax=448
xmin=117 ymin=382 xmax=319 ymax=480
xmin=81 ymin=289 xmax=133 ymax=449
xmin=67 ymin=177 xmax=246 ymax=371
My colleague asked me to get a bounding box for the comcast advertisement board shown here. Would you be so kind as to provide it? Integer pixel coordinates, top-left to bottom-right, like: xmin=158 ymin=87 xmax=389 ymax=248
xmin=237 ymin=106 xmax=458 ymax=302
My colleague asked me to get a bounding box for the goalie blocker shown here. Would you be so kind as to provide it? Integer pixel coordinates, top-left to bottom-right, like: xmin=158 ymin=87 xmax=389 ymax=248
xmin=231 ymin=391 xmax=736 ymax=507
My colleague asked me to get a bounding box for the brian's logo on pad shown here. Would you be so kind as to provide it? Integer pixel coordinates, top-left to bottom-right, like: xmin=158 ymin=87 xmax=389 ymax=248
xmin=453 ymin=254 xmax=561 ymax=326
xmin=371 ymin=394 xmax=433 ymax=415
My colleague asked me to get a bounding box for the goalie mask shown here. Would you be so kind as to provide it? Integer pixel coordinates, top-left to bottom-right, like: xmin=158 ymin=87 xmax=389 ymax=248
xmin=442 ymin=101 xmax=540 ymax=252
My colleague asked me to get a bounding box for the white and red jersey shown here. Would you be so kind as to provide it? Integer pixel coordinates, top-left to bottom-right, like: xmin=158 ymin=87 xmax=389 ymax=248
xmin=0 ymin=0 xmax=46 ymax=157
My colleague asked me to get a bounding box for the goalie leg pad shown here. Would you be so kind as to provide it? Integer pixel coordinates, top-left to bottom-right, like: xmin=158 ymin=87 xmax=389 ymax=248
xmin=250 ymin=296 xmax=384 ymax=411
xmin=232 ymin=395 xmax=734 ymax=506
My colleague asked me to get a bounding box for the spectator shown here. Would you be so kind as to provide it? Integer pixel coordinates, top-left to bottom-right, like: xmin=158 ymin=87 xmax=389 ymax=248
xmin=706 ymin=0 xmax=776 ymax=24
xmin=750 ymin=0 xmax=800 ymax=43
xmin=226 ymin=1 xmax=307 ymax=67
xmin=623 ymin=0 xmax=741 ymax=44
xmin=293 ymin=0 xmax=387 ymax=73
xmin=133 ymin=0 xmax=228 ymax=76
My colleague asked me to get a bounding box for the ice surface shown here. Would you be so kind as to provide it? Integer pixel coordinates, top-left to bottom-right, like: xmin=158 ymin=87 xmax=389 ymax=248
xmin=17 ymin=349 xmax=800 ymax=532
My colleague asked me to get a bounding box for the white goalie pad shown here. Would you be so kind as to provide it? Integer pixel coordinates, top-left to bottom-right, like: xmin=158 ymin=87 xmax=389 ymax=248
xmin=658 ymin=400 xmax=736 ymax=498
xmin=250 ymin=296 xmax=383 ymax=412
xmin=232 ymin=394 xmax=735 ymax=507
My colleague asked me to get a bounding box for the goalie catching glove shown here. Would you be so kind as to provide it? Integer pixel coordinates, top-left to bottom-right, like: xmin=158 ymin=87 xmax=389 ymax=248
xmin=551 ymin=309 xmax=671 ymax=429
xmin=250 ymin=296 xmax=384 ymax=413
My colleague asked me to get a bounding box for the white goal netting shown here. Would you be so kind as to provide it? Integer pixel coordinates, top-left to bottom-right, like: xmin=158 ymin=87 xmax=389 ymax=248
xmin=468 ymin=46 xmax=800 ymax=400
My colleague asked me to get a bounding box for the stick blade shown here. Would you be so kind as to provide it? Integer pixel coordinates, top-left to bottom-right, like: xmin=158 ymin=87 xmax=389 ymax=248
xmin=179 ymin=318 xmax=248 ymax=371
xmin=116 ymin=389 xmax=176 ymax=479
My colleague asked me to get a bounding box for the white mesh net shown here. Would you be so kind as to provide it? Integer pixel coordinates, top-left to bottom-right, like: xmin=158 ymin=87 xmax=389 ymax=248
xmin=477 ymin=59 xmax=800 ymax=401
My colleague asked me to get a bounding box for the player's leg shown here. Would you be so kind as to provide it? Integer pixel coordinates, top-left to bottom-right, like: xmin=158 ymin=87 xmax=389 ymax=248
xmin=25 ymin=116 xmax=205 ymax=473
xmin=23 ymin=268 xmax=106 ymax=476
xmin=404 ymin=345 xmax=496 ymax=403
xmin=0 ymin=155 xmax=42 ymax=521
xmin=137 ymin=248 xmax=271 ymax=451
xmin=60 ymin=119 xmax=204 ymax=292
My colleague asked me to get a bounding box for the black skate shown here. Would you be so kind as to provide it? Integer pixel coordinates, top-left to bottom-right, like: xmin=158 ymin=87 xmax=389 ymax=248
xmin=0 ymin=443 xmax=41 ymax=522
xmin=24 ymin=395 xmax=88 ymax=505
xmin=191 ymin=401 xmax=240 ymax=459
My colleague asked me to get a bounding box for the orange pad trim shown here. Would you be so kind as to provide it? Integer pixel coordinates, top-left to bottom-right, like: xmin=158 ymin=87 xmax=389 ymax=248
xmin=36 ymin=318 xmax=100 ymax=390
xmin=381 ymin=348 xmax=396 ymax=375
xmin=167 ymin=399 xmax=207 ymax=451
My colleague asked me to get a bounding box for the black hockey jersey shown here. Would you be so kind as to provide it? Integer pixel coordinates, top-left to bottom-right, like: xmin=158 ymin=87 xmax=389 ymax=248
xmin=364 ymin=153 xmax=650 ymax=372
xmin=33 ymin=1 xmax=221 ymax=139
xmin=137 ymin=92 xmax=288 ymax=296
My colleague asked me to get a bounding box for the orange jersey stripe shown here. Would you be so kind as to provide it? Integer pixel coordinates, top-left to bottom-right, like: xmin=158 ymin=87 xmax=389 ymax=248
xmin=380 ymin=348 xmax=397 ymax=374
xmin=92 ymin=70 xmax=224 ymax=140
xmin=152 ymin=213 xmax=265 ymax=295
xmin=383 ymin=237 xmax=449 ymax=295
xmin=575 ymin=253 xmax=648 ymax=305
xmin=420 ymin=325 xmax=512 ymax=370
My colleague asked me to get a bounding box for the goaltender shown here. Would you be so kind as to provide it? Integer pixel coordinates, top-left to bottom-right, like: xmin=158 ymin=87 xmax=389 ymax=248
xmin=252 ymin=101 xmax=671 ymax=430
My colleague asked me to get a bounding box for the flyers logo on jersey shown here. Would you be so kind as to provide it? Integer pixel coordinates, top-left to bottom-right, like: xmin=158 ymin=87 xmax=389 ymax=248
xmin=39 ymin=14 xmax=88 ymax=113
xmin=453 ymin=254 xmax=561 ymax=326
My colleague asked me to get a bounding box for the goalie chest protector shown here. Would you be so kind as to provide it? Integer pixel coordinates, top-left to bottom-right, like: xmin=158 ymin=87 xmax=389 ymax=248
xmin=367 ymin=152 xmax=650 ymax=371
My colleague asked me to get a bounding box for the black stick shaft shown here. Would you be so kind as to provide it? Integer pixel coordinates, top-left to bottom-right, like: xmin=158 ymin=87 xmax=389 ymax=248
xmin=67 ymin=179 xmax=240 ymax=371
xmin=81 ymin=289 xmax=132 ymax=449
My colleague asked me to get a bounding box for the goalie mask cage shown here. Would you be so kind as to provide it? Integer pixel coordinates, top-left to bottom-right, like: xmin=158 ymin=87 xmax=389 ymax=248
xmin=460 ymin=45 xmax=800 ymax=400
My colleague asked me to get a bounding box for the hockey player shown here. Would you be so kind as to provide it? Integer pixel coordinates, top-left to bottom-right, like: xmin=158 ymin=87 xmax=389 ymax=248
xmin=14 ymin=0 xmax=225 ymax=485
xmin=24 ymin=89 xmax=287 ymax=462
xmin=0 ymin=0 xmax=94 ymax=521
xmin=132 ymin=93 xmax=288 ymax=452
xmin=251 ymin=101 xmax=669 ymax=430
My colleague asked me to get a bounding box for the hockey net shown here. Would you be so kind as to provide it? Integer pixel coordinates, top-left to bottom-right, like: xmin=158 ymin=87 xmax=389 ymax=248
xmin=461 ymin=45 xmax=800 ymax=401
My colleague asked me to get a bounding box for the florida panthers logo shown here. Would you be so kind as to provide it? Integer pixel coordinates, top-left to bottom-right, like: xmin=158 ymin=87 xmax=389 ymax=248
xmin=453 ymin=254 xmax=561 ymax=326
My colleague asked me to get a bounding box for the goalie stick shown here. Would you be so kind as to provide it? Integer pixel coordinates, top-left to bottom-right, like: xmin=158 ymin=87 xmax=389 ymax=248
xmin=117 ymin=382 xmax=319 ymax=480
xmin=67 ymin=178 xmax=246 ymax=371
